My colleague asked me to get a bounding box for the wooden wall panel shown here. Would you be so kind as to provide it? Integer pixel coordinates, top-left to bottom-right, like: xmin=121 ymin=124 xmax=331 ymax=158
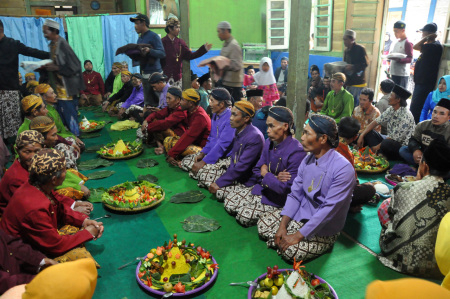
xmin=80 ymin=0 xmax=116 ymax=14
xmin=330 ymin=0 xmax=346 ymax=53
xmin=0 ymin=0 xmax=27 ymax=15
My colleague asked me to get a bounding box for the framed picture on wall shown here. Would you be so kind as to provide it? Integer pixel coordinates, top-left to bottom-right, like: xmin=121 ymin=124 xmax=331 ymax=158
xmin=147 ymin=0 xmax=179 ymax=26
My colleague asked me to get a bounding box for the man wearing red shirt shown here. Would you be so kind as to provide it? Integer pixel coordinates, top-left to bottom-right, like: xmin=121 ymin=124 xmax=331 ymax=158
xmin=80 ymin=60 xmax=104 ymax=107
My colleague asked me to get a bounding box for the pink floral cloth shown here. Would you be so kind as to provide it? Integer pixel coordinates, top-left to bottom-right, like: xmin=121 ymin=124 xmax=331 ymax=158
xmin=378 ymin=197 xmax=391 ymax=226
xmin=259 ymin=83 xmax=280 ymax=107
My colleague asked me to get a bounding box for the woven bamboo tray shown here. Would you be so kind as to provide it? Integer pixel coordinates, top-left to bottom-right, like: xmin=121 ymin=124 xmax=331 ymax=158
xmin=103 ymin=192 xmax=165 ymax=213
xmin=80 ymin=123 xmax=105 ymax=133
xmin=356 ymin=165 xmax=390 ymax=174
xmin=99 ymin=148 xmax=143 ymax=160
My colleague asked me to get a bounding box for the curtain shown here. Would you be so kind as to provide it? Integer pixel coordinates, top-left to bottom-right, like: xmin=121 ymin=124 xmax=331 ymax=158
xmin=0 ymin=16 xmax=66 ymax=81
xmin=101 ymin=14 xmax=140 ymax=77
xmin=65 ymin=16 xmax=105 ymax=79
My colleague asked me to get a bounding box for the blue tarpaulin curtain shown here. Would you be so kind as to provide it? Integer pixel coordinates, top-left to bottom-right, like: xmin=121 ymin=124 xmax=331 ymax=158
xmin=0 ymin=16 xmax=66 ymax=81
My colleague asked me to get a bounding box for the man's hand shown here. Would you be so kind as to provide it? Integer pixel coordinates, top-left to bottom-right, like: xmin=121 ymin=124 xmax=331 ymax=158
xmin=44 ymin=62 xmax=59 ymax=71
xmin=274 ymin=225 xmax=288 ymax=248
xmin=278 ymin=231 xmax=304 ymax=252
xmin=167 ymin=156 xmax=181 ymax=167
xmin=71 ymin=143 xmax=80 ymax=153
xmin=74 ymin=201 xmax=93 ymax=215
xmin=205 ymin=43 xmax=213 ymax=51
xmin=356 ymin=135 xmax=364 ymax=149
xmin=40 ymin=258 xmax=58 ymax=271
xmin=195 ymin=153 xmax=206 ymax=162
xmin=104 ymin=92 xmax=111 ymax=100
xmin=192 ymin=160 xmax=206 ymax=174
xmin=83 ymin=219 xmax=104 ymax=239
xmin=102 ymin=101 xmax=109 ymax=112
xmin=208 ymin=182 xmax=220 ymax=194
xmin=413 ymin=149 xmax=423 ymax=164
xmin=260 ymin=164 xmax=269 ymax=177
xmin=426 ymin=33 xmax=438 ymax=41
xmin=75 ymin=137 xmax=84 ymax=147
xmin=80 ymin=185 xmax=91 ymax=199
xmin=276 ymin=170 xmax=291 ymax=182
xmin=142 ymin=47 xmax=151 ymax=54
xmin=118 ymin=108 xmax=125 ymax=118
xmin=372 ymin=143 xmax=381 ymax=153
xmin=141 ymin=121 xmax=148 ymax=132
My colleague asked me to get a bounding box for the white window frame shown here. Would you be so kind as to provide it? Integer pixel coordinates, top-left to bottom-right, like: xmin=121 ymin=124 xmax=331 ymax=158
xmin=266 ymin=0 xmax=291 ymax=50
xmin=313 ymin=0 xmax=333 ymax=52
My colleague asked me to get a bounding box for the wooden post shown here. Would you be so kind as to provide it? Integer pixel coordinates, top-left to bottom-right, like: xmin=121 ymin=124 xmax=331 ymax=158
xmin=286 ymin=0 xmax=311 ymax=138
xmin=180 ymin=0 xmax=190 ymax=89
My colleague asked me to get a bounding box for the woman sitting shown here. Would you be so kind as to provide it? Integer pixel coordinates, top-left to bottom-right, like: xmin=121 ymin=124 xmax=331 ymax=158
xmin=103 ymin=71 xmax=133 ymax=115
xmin=0 ymin=149 xmax=104 ymax=259
xmin=223 ymin=107 xmax=306 ymax=227
xmin=420 ymin=75 xmax=450 ymax=122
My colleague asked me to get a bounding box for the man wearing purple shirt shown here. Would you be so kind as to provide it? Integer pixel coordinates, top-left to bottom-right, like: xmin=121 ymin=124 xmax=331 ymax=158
xmin=258 ymin=114 xmax=356 ymax=262
xmin=224 ymin=107 xmax=306 ymax=227
xmin=181 ymin=88 xmax=235 ymax=178
xmin=118 ymin=73 xmax=144 ymax=119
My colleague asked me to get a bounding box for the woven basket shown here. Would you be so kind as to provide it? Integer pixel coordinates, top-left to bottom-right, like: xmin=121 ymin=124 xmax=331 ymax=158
xmin=99 ymin=148 xmax=143 ymax=160
xmin=103 ymin=192 xmax=165 ymax=213
xmin=356 ymin=165 xmax=389 ymax=174
xmin=80 ymin=123 xmax=106 ymax=133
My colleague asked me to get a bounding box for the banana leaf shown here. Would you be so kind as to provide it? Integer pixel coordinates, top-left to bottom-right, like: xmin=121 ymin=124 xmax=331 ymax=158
xmin=88 ymin=187 xmax=106 ymax=203
xmin=137 ymin=174 xmax=158 ymax=183
xmin=80 ymin=133 xmax=101 ymax=139
xmin=85 ymin=144 xmax=104 ymax=153
xmin=170 ymin=190 xmax=205 ymax=204
xmin=181 ymin=215 xmax=221 ymax=233
xmin=136 ymin=158 xmax=159 ymax=168
xmin=87 ymin=170 xmax=115 ymax=180
xmin=78 ymin=158 xmax=114 ymax=171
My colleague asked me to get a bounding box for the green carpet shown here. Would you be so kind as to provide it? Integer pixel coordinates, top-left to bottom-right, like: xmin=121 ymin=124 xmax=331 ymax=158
xmin=77 ymin=109 xmax=414 ymax=299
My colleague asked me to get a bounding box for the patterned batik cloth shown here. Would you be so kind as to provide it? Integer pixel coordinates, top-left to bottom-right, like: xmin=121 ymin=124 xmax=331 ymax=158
xmin=163 ymin=136 xmax=202 ymax=158
xmin=223 ymin=184 xmax=254 ymax=214
xmin=257 ymin=209 xmax=339 ymax=262
xmin=167 ymin=77 xmax=182 ymax=89
xmin=0 ymin=90 xmax=21 ymax=139
xmin=196 ymin=157 xmax=231 ymax=188
xmin=378 ymin=175 xmax=450 ymax=278
xmin=55 ymin=140 xmax=79 ymax=170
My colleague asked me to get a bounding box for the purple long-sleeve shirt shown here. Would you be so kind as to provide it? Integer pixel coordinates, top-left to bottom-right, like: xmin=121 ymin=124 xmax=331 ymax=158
xmin=281 ymin=149 xmax=356 ymax=239
xmin=215 ymin=124 xmax=264 ymax=188
xmin=121 ymin=84 xmax=144 ymax=109
xmin=201 ymin=108 xmax=235 ymax=164
xmin=251 ymin=136 xmax=306 ymax=207
xmin=158 ymin=83 xmax=171 ymax=109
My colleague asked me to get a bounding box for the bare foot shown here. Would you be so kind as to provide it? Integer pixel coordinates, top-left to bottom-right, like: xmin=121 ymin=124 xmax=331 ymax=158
xmin=154 ymin=147 xmax=165 ymax=155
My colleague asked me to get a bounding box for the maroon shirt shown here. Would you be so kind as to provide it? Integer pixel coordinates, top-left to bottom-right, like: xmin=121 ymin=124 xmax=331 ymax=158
xmin=81 ymin=70 xmax=105 ymax=95
xmin=146 ymin=105 xmax=188 ymax=137
xmin=161 ymin=35 xmax=208 ymax=81
xmin=0 ymin=160 xmax=28 ymax=215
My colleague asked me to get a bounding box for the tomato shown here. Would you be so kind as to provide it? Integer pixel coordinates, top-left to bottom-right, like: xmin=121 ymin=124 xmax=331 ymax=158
xmin=311 ymin=279 xmax=320 ymax=287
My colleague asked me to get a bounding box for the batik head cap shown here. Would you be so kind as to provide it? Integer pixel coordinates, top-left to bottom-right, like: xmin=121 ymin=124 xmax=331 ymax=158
xmin=21 ymin=95 xmax=43 ymax=113
xmin=121 ymin=70 xmax=132 ymax=77
xmin=167 ymin=86 xmax=182 ymax=98
xmin=166 ymin=17 xmax=179 ymax=27
xmin=332 ymin=72 xmax=346 ymax=83
xmin=436 ymin=98 xmax=450 ymax=111
xmin=308 ymin=114 xmax=339 ymax=148
xmin=29 ymin=116 xmax=55 ymax=133
xmin=234 ymin=100 xmax=255 ymax=118
xmin=210 ymin=87 xmax=232 ymax=105
xmin=43 ymin=19 xmax=60 ymax=31
xmin=26 ymin=80 xmax=39 ymax=89
xmin=35 ymin=83 xmax=51 ymax=95
xmin=113 ymin=62 xmax=123 ymax=68
xmin=29 ymin=148 xmax=65 ymax=177
xmin=15 ymin=130 xmax=45 ymax=149
xmin=182 ymin=88 xmax=200 ymax=102
xmin=423 ymin=139 xmax=450 ymax=173
xmin=344 ymin=29 xmax=356 ymax=39
xmin=25 ymin=72 xmax=35 ymax=79
xmin=268 ymin=106 xmax=295 ymax=135
xmin=217 ymin=21 xmax=232 ymax=30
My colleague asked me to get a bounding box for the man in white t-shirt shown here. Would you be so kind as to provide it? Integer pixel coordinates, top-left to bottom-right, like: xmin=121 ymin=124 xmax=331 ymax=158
xmin=389 ymin=21 xmax=413 ymax=89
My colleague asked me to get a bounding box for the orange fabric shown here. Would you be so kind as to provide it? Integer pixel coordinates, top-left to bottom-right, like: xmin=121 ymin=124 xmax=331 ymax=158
xmin=365 ymin=279 xmax=450 ymax=299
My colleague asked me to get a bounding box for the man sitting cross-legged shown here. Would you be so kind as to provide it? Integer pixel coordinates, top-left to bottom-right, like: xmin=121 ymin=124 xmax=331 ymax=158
xmin=223 ymin=106 xmax=306 ymax=227
xmin=196 ymin=101 xmax=264 ymax=201
xmin=258 ymin=114 xmax=356 ymax=262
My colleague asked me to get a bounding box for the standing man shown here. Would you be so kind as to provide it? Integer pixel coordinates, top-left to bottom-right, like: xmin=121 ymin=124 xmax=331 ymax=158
xmin=217 ymin=21 xmax=243 ymax=103
xmin=0 ymin=20 xmax=49 ymax=140
xmin=42 ymin=19 xmax=84 ymax=137
xmin=274 ymin=57 xmax=288 ymax=94
xmin=80 ymin=60 xmax=104 ymax=107
xmin=161 ymin=17 xmax=211 ymax=88
xmin=130 ymin=14 xmax=166 ymax=107
xmin=343 ymin=29 xmax=369 ymax=107
xmin=410 ymin=22 xmax=443 ymax=123
xmin=389 ymin=21 xmax=413 ymax=89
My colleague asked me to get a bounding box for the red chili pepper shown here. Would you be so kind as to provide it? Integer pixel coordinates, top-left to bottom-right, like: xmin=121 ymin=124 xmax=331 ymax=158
xmin=138 ymin=271 xmax=145 ymax=278
xmin=146 ymin=277 xmax=152 ymax=287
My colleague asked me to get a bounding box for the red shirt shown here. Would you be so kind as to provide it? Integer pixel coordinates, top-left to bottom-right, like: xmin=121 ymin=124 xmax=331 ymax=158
xmin=168 ymin=106 xmax=211 ymax=158
xmin=161 ymin=35 xmax=208 ymax=81
xmin=0 ymin=182 xmax=92 ymax=257
xmin=0 ymin=160 xmax=28 ymax=215
xmin=335 ymin=142 xmax=357 ymax=178
xmin=81 ymin=70 xmax=105 ymax=95
xmin=146 ymin=105 xmax=188 ymax=137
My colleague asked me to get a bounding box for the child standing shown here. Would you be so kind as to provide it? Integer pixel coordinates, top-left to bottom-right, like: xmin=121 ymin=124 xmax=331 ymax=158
xmin=250 ymin=57 xmax=279 ymax=106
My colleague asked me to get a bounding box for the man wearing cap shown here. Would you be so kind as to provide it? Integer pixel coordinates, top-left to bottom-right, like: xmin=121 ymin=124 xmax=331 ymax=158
xmin=165 ymin=89 xmax=211 ymax=166
xmin=42 ymin=19 xmax=85 ymax=137
xmin=0 ymin=148 xmax=104 ymax=258
xmin=343 ymin=29 xmax=369 ymax=106
xmin=320 ymin=72 xmax=354 ymax=124
xmin=20 ymin=73 xmax=37 ymax=97
xmin=80 ymin=60 xmax=104 ymax=107
xmin=201 ymin=101 xmax=264 ymax=201
xmin=117 ymin=73 xmax=144 ymax=119
xmin=378 ymin=139 xmax=450 ymax=278
xmin=198 ymin=72 xmax=212 ymax=111
xmin=181 ymin=88 xmax=235 ymax=176
xmin=357 ymin=84 xmax=415 ymax=160
xmin=389 ymin=21 xmax=413 ymax=89
xmin=410 ymin=22 xmax=443 ymax=123
xmin=400 ymin=98 xmax=450 ymax=165
xmin=105 ymin=62 xmax=125 ymax=101
xmin=104 ymin=71 xmax=133 ymax=115
xmin=274 ymin=57 xmax=289 ymax=94
xmin=161 ymin=17 xmax=211 ymax=88
xmin=129 ymin=14 xmax=166 ymax=106
xmin=0 ymin=19 xmax=49 ymax=140
xmin=258 ymin=114 xmax=356 ymax=262
xmin=224 ymin=107 xmax=306 ymax=227
xmin=216 ymin=21 xmax=243 ymax=103
xmin=148 ymin=72 xmax=170 ymax=109
xmin=247 ymin=89 xmax=264 ymax=112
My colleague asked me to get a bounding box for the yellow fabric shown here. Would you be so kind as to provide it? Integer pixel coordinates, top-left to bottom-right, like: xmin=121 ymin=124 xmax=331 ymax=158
xmin=22 ymin=258 xmax=98 ymax=299
xmin=57 ymin=224 xmax=80 ymax=236
xmin=182 ymin=88 xmax=201 ymax=102
xmin=25 ymin=81 xmax=38 ymax=89
xmin=351 ymin=83 xmax=367 ymax=88
xmin=55 ymin=187 xmax=84 ymax=200
xmin=67 ymin=168 xmax=88 ymax=182
xmin=436 ymin=212 xmax=450 ymax=290
xmin=365 ymin=279 xmax=450 ymax=299
xmin=24 ymin=73 xmax=34 ymax=78
xmin=110 ymin=120 xmax=139 ymax=131
xmin=21 ymin=95 xmax=43 ymax=113
xmin=163 ymin=136 xmax=202 ymax=157
xmin=121 ymin=70 xmax=132 ymax=77
xmin=29 ymin=115 xmax=55 ymax=133
xmin=234 ymin=100 xmax=255 ymax=117
xmin=34 ymin=83 xmax=51 ymax=95
xmin=53 ymin=247 xmax=100 ymax=269
xmin=113 ymin=62 xmax=122 ymax=68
